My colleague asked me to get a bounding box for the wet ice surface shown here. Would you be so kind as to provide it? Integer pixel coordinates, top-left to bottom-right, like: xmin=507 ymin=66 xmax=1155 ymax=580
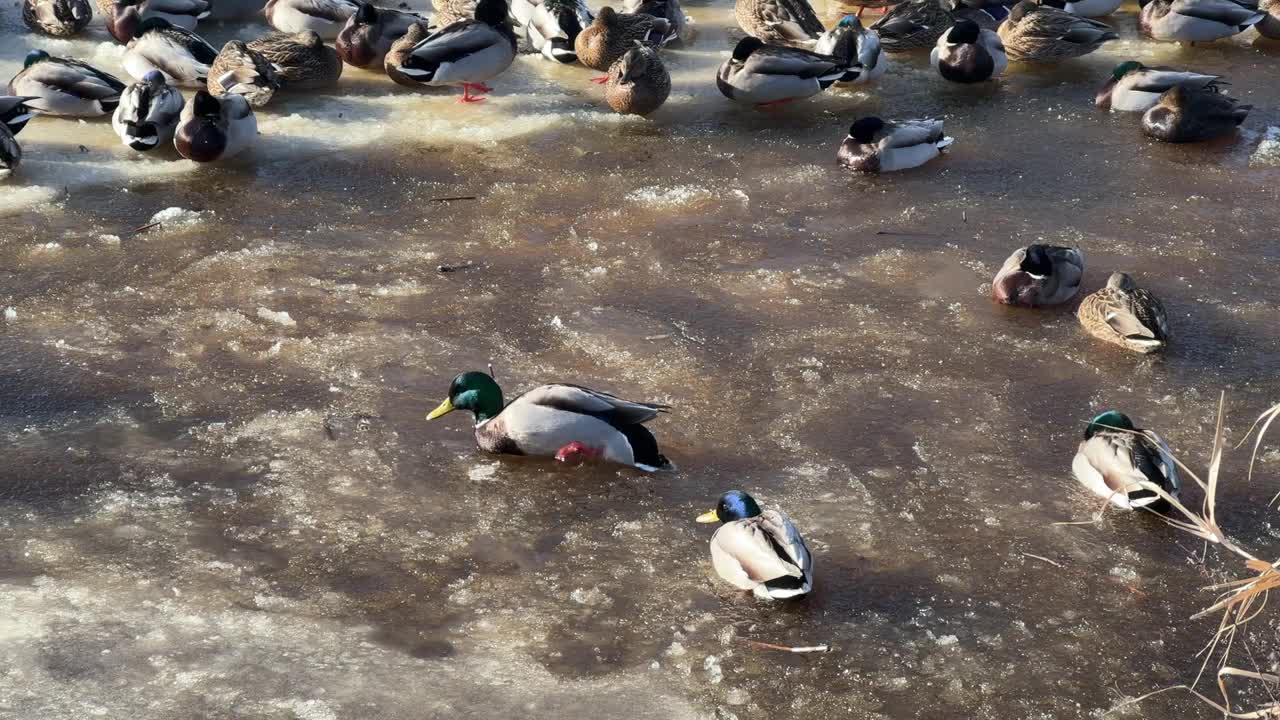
xmin=4 ymin=1 xmax=1280 ymax=718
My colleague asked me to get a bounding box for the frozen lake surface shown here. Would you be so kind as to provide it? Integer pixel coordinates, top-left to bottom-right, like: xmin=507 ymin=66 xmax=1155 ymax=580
xmin=3 ymin=1 xmax=1280 ymax=718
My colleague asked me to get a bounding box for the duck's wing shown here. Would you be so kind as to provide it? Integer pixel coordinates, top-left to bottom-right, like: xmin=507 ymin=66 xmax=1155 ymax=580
xmin=1141 ymin=431 xmax=1181 ymax=496
xmin=1135 ymin=68 xmax=1221 ymax=93
xmin=759 ymin=509 xmax=811 ymax=573
xmin=516 ymin=383 xmax=670 ymax=425
xmin=1081 ymin=433 xmax=1159 ymax=498
xmin=293 ymin=0 xmax=359 ymax=22
xmin=880 ymin=118 xmax=945 ymax=148
xmin=758 ymin=0 xmax=826 ymax=42
xmin=1097 ymin=288 xmax=1166 ymax=343
xmin=1171 ymin=0 xmax=1263 ymax=24
xmin=710 ymin=517 xmax=805 ymax=587
xmin=39 ymin=60 xmax=126 ymax=99
xmin=745 ymin=45 xmax=845 ymax=78
xmin=411 ymin=19 xmax=502 ymax=61
xmin=148 ymin=0 xmax=213 ymax=17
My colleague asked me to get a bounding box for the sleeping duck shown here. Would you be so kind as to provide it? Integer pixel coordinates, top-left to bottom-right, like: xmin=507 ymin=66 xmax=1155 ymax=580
xmin=0 ymin=125 xmax=20 ymax=180
xmin=717 ymin=37 xmax=860 ymax=107
xmin=932 ymin=19 xmax=1007 ymax=82
xmin=425 ymin=370 xmax=672 ymax=471
xmin=815 ymin=15 xmax=888 ymax=84
xmin=8 ymin=50 xmax=126 ymax=117
xmin=106 ymin=0 xmax=212 ymax=42
xmin=1141 ymin=84 xmax=1250 ymax=143
xmin=209 ymin=41 xmax=280 ymax=107
xmin=604 ymin=45 xmax=670 ymax=115
xmin=385 ymin=22 xmax=433 ymax=86
xmin=838 ymin=116 xmax=953 ymax=173
xmin=248 ymin=31 xmax=344 ymax=90
xmin=1139 ymin=0 xmax=1264 ymax=42
xmin=1096 ymin=61 xmax=1222 ymax=112
xmin=873 ymin=0 xmax=1007 ymax=52
xmin=1077 ymin=272 xmax=1170 ymax=353
xmin=432 ymin=0 xmax=478 ymax=26
xmin=23 ymin=0 xmax=92 ymax=37
xmin=398 ymin=0 xmax=518 ymax=102
xmin=265 ymin=0 xmax=361 ymax=40
xmin=525 ymin=0 xmax=594 ymax=63
xmin=123 ymin=18 xmax=219 ymax=88
xmin=696 ymin=490 xmax=813 ymax=600
xmin=991 ymin=244 xmax=1084 ymax=306
xmin=998 ymin=0 xmax=1118 ymax=62
xmin=1072 ymin=410 xmax=1180 ymax=511
xmin=624 ymin=0 xmax=692 ymax=45
xmin=0 ymin=97 xmax=38 ymax=136
xmin=336 ymin=3 xmax=426 ymax=69
xmin=1060 ymin=0 xmax=1121 ymax=16
xmin=735 ymin=0 xmax=825 ymax=48
xmin=174 ymin=90 xmax=257 ymax=162
xmin=112 ymin=70 xmax=185 ymax=151
xmin=576 ymin=7 xmax=675 ymax=72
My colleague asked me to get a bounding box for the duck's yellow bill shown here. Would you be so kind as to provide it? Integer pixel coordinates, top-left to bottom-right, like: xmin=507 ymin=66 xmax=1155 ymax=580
xmin=426 ymin=398 xmax=454 ymax=420
xmin=696 ymin=510 xmax=719 ymax=523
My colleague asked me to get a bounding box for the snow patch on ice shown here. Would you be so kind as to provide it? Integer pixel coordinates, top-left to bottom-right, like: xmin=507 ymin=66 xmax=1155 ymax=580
xmin=150 ymin=207 xmax=208 ymax=228
xmin=628 ymin=185 xmax=713 ymax=209
xmin=256 ymin=307 xmax=297 ymax=327
xmin=0 ymin=185 xmax=60 ymax=215
xmin=1250 ymin=126 xmax=1280 ymax=167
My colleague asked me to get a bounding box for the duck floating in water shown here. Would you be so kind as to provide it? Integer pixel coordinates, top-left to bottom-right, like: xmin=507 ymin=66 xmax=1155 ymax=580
xmin=336 ymin=3 xmax=427 ymax=70
xmin=696 ymin=490 xmax=814 ymax=600
xmin=991 ymin=244 xmax=1084 ymax=306
xmin=112 ymin=70 xmax=185 ymax=151
xmin=838 ymin=117 xmax=954 ymax=173
xmin=735 ymin=0 xmax=825 ymax=48
xmin=248 ymin=31 xmax=344 ymax=90
xmin=425 ymin=370 xmax=673 ymax=471
xmin=1095 ymin=61 xmax=1223 ymax=113
xmin=1077 ymin=272 xmax=1170 ymax=353
xmin=1141 ymin=84 xmax=1250 ymax=143
xmin=8 ymin=50 xmax=126 ymax=117
xmin=1072 ymin=410 xmax=1180 ymax=511
xmin=998 ymin=0 xmax=1118 ymax=62
xmin=717 ymin=37 xmax=861 ymax=108
xmin=398 ymin=0 xmax=518 ymax=102
xmin=815 ymin=15 xmax=889 ymax=84
xmin=604 ymin=45 xmax=670 ymax=116
xmin=23 ymin=0 xmax=92 ymax=37
xmin=931 ymin=18 xmax=1007 ymax=82
xmin=0 ymin=97 xmax=38 ymax=136
xmin=175 ymin=90 xmax=258 ymax=162
xmin=123 ymin=17 xmax=219 ymax=88
xmin=575 ymin=7 xmax=675 ymax=73
xmin=265 ymin=0 xmax=361 ymax=40
xmin=1139 ymin=0 xmax=1264 ymax=42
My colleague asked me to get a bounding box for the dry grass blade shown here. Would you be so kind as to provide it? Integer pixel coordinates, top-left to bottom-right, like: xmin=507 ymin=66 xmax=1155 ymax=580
xmin=1232 ymin=402 xmax=1280 ymax=490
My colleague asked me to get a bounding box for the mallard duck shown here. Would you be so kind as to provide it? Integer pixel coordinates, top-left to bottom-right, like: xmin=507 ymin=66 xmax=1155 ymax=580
xmin=815 ymin=15 xmax=888 ymax=84
xmin=1072 ymin=411 xmax=1180 ymax=511
xmin=1142 ymin=84 xmax=1250 ymax=142
xmin=105 ymin=0 xmax=212 ymax=42
xmin=998 ymin=0 xmax=1117 ymax=61
xmin=23 ymin=0 xmax=92 ymax=37
xmin=8 ymin=51 xmax=126 ymax=117
xmin=398 ymin=0 xmax=517 ymax=101
xmin=717 ymin=37 xmax=859 ymax=107
xmin=932 ymin=19 xmax=1007 ymax=82
xmin=112 ymin=70 xmax=184 ymax=151
xmin=432 ymin=0 xmax=478 ymax=26
xmin=1095 ymin=61 xmax=1222 ymax=112
xmin=425 ymin=370 xmax=673 ymax=470
xmin=1259 ymin=0 xmax=1280 ymax=37
xmin=1077 ymin=272 xmax=1169 ymax=353
xmin=991 ymin=244 xmax=1084 ymax=306
xmin=385 ymin=22 xmax=432 ymax=86
xmin=838 ymin=117 xmax=953 ymax=172
xmin=248 ymin=31 xmax=344 ymax=90
xmin=873 ymin=0 xmax=1005 ymax=52
xmin=624 ymin=0 xmax=692 ymax=45
xmin=604 ymin=45 xmax=670 ymax=115
xmin=209 ymin=41 xmax=280 ymax=108
xmin=735 ymin=0 xmax=824 ymax=48
xmin=337 ymin=3 xmax=426 ymax=69
xmin=0 ymin=125 xmax=20 ymax=180
xmin=265 ymin=0 xmax=361 ymax=40
xmin=123 ymin=18 xmax=219 ymax=88
xmin=576 ymin=7 xmax=675 ymax=72
xmin=175 ymin=90 xmax=257 ymax=162
xmin=1139 ymin=0 xmax=1264 ymax=42
xmin=696 ymin=491 xmax=813 ymax=600
xmin=0 ymin=96 xmax=38 ymax=136
xmin=526 ymin=0 xmax=594 ymax=63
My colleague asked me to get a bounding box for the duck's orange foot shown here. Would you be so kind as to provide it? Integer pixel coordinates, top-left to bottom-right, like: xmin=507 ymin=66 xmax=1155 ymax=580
xmin=589 ymin=76 xmax=609 ymax=84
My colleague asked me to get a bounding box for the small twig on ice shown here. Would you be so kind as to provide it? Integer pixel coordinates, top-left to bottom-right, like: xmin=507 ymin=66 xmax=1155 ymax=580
xmin=131 ymin=221 xmax=162 ymax=235
xmin=743 ymin=639 xmax=829 ymax=654
xmin=1020 ymin=552 xmax=1064 ymax=568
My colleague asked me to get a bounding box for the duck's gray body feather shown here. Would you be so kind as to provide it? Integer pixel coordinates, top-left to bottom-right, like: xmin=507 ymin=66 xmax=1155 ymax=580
xmin=8 ymin=56 xmax=126 ymax=117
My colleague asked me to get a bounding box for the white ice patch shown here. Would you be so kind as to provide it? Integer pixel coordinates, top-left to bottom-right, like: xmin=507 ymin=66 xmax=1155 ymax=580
xmin=256 ymin=308 xmax=297 ymax=327
xmin=1250 ymin=126 xmax=1280 ymax=167
xmin=149 ymin=207 xmax=208 ymax=228
xmin=628 ymin=185 xmax=713 ymax=209
xmin=467 ymin=464 xmax=498 ymax=482
xmin=0 ymin=185 xmax=60 ymax=215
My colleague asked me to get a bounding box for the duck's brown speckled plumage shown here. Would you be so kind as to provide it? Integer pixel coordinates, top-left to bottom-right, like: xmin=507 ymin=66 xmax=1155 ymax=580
xmin=1077 ymin=272 xmax=1170 ymax=353
xmin=23 ymin=0 xmax=93 ymax=37
xmin=604 ymin=46 xmax=670 ymax=116
xmin=998 ymin=0 xmax=1117 ymax=62
xmin=735 ymin=0 xmax=825 ymax=47
xmin=208 ymin=40 xmax=280 ymax=107
xmin=575 ymin=6 xmax=673 ymax=71
xmin=247 ymin=31 xmax=344 ymax=90
xmin=385 ymin=22 xmax=433 ymax=87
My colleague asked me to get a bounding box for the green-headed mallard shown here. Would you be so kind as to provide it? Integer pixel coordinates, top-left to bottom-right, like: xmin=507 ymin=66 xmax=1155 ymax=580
xmin=1141 ymin=84 xmax=1250 ymax=142
xmin=526 ymin=0 xmax=594 ymax=63
xmin=174 ymin=90 xmax=257 ymax=162
xmin=23 ymin=0 xmax=92 ymax=37
xmin=991 ymin=244 xmax=1084 ymax=306
xmin=209 ymin=40 xmax=280 ymax=108
xmin=8 ymin=50 xmax=126 ymax=117
xmin=123 ymin=17 xmax=219 ymax=88
xmin=426 ymin=370 xmax=672 ymax=471
xmin=735 ymin=0 xmax=825 ymax=48
xmin=0 ymin=125 xmax=20 ymax=180
xmin=1139 ymin=0 xmax=1264 ymax=42
xmin=932 ymin=19 xmax=1007 ymax=82
xmin=815 ymin=15 xmax=888 ymax=83
xmin=1077 ymin=272 xmax=1169 ymax=353
xmin=838 ymin=117 xmax=953 ymax=173
xmin=106 ymin=0 xmax=212 ymax=42
xmin=266 ymin=0 xmax=361 ymax=40
xmin=575 ymin=7 xmax=675 ymax=72
xmin=696 ymin=490 xmax=813 ymax=600
xmin=248 ymin=31 xmax=344 ymax=90
xmin=0 ymin=96 xmax=38 ymax=136
xmin=112 ymin=70 xmax=185 ymax=151
xmin=872 ymin=0 xmax=1005 ymax=52
xmin=1072 ymin=410 xmax=1180 ymax=510
xmin=604 ymin=45 xmax=670 ymax=115
xmin=1259 ymin=0 xmax=1280 ymax=37
xmin=998 ymin=0 xmax=1117 ymax=62
xmin=336 ymin=3 xmax=426 ymax=69
xmin=1095 ymin=61 xmax=1222 ymax=112
xmin=717 ymin=37 xmax=859 ymax=107
xmin=398 ymin=0 xmax=517 ymax=102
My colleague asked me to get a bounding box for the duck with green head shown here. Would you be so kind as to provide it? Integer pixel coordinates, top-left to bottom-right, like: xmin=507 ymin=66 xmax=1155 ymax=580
xmin=1072 ymin=410 xmax=1181 ymax=511
xmin=696 ymin=490 xmax=813 ymax=599
xmin=426 ymin=371 xmax=672 ymax=470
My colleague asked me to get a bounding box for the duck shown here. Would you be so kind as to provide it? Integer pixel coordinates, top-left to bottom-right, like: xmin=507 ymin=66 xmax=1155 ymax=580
xmin=576 ymin=7 xmax=675 ymax=72
xmin=123 ymin=18 xmax=219 ymax=88
xmin=0 ymin=125 xmax=20 ymax=180
xmin=0 ymin=97 xmax=38 ymax=136
xmin=838 ymin=116 xmax=953 ymax=173
xmin=208 ymin=41 xmax=280 ymax=108
xmin=1077 ymin=272 xmax=1170 ymax=353
xmin=22 ymin=0 xmax=93 ymax=37
xmin=604 ymin=45 xmax=670 ymax=115
xmin=432 ymin=0 xmax=478 ymax=26
xmin=7 ymin=51 xmax=126 ymax=117
xmin=1095 ymin=61 xmax=1223 ymax=112
xmin=112 ymin=70 xmax=185 ymax=151
xmin=425 ymin=370 xmax=673 ymax=471
xmin=815 ymin=15 xmax=888 ymax=84
xmin=872 ymin=0 xmax=1007 ymax=52
xmin=931 ymin=19 xmax=1007 ymax=82
xmin=247 ymin=31 xmax=344 ymax=90
xmin=265 ymin=0 xmax=361 ymax=40
xmin=1139 ymin=0 xmax=1264 ymax=42
xmin=385 ymin=22 xmax=433 ymax=86
xmin=696 ymin=490 xmax=813 ymax=600
xmin=336 ymin=3 xmax=426 ymax=69
xmin=624 ymin=0 xmax=692 ymax=45
xmin=525 ymin=0 xmax=594 ymax=63
xmin=1072 ymin=410 xmax=1180 ymax=511
xmin=174 ymin=90 xmax=257 ymax=162
xmin=717 ymin=37 xmax=860 ymax=107
xmin=1141 ymin=84 xmax=1250 ymax=142
xmin=991 ymin=244 xmax=1084 ymax=306
xmin=1259 ymin=0 xmax=1280 ymax=37
xmin=105 ymin=0 xmax=212 ymax=42
xmin=1060 ymin=0 xmax=1122 ymax=16
xmin=998 ymin=0 xmax=1118 ymax=61
xmin=398 ymin=0 xmax=518 ymax=102
xmin=734 ymin=0 xmax=825 ymax=48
